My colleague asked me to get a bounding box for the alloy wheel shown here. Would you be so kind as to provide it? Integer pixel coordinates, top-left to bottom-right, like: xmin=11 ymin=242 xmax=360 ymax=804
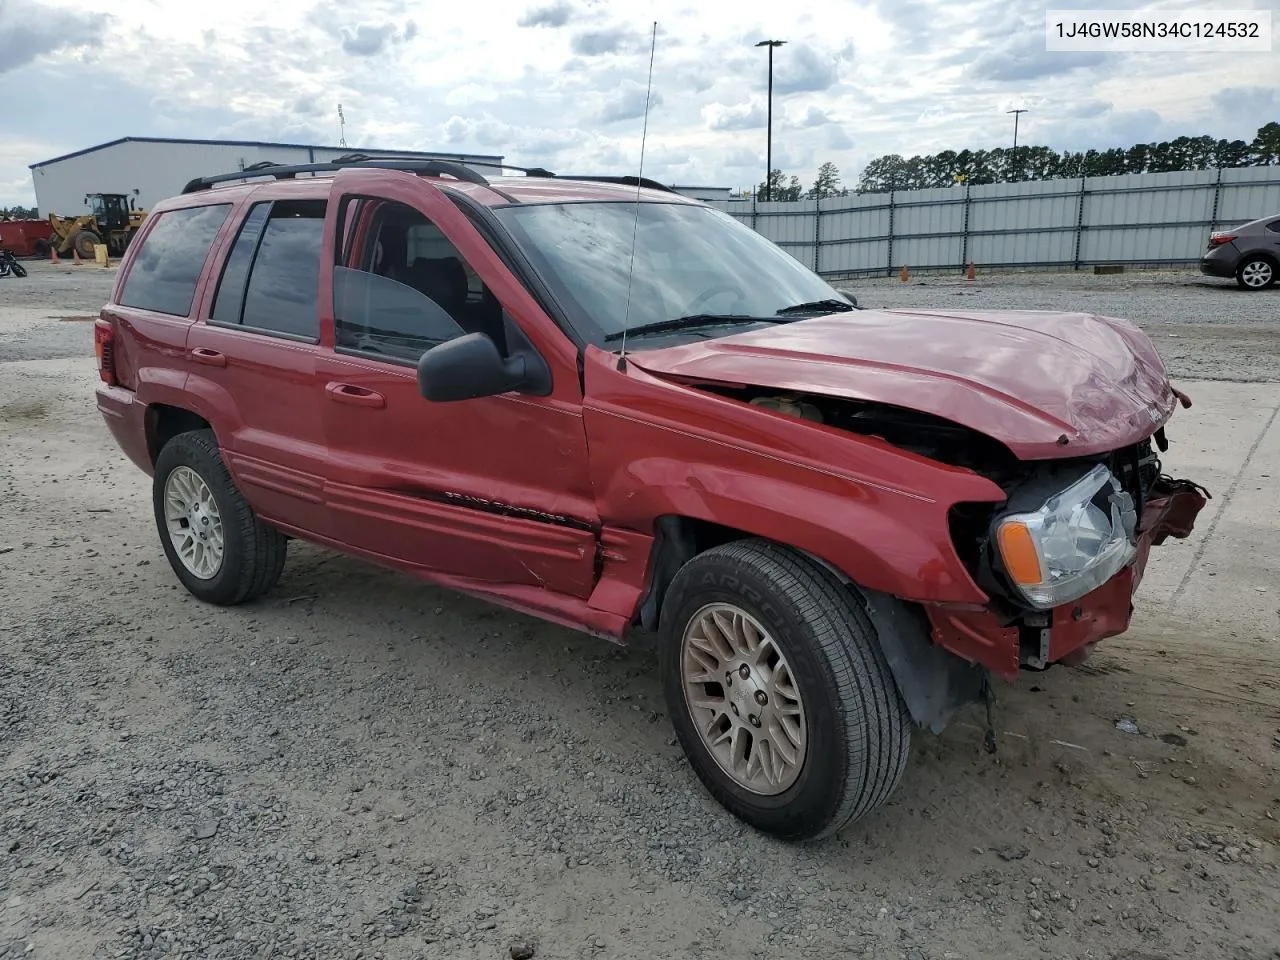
xmin=680 ymin=602 xmax=807 ymax=795
xmin=163 ymin=465 xmax=225 ymax=579
xmin=1241 ymin=259 xmax=1274 ymax=288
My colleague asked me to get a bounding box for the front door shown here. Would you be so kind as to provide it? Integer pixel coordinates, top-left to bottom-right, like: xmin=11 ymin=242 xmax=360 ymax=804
xmin=316 ymin=170 xmax=599 ymax=598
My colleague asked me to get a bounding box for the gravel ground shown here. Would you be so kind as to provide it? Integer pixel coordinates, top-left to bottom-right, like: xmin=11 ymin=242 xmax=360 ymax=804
xmin=2 ymin=262 xmax=1278 ymax=960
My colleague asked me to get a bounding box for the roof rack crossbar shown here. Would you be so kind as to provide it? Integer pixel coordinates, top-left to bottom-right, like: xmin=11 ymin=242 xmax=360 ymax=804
xmin=328 ymin=157 xmax=560 ymax=178
xmin=553 ymin=175 xmax=677 ymax=194
xmin=181 ymin=157 xmax=491 ymax=194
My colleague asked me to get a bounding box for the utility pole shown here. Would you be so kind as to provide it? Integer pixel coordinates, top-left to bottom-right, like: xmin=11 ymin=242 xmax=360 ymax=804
xmin=755 ymin=39 xmax=786 ymax=201
xmin=1007 ymin=108 xmax=1027 ymax=181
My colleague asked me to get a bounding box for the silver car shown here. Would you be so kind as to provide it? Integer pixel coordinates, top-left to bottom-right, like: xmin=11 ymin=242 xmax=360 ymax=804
xmin=1200 ymin=213 xmax=1280 ymax=290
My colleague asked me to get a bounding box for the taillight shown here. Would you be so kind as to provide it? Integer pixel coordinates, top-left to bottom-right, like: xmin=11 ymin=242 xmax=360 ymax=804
xmin=94 ymin=318 xmax=116 ymax=385
xmin=1208 ymin=233 xmax=1236 ymax=247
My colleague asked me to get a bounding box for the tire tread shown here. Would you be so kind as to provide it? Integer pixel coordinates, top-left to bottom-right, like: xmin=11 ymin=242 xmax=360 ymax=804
xmin=153 ymin=429 xmax=287 ymax=605
xmin=664 ymin=538 xmax=910 ymax=840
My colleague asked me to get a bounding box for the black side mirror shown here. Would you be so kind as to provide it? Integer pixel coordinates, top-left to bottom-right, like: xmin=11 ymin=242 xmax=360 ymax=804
xmin=417 ymin=332 xmax=529 ymax=402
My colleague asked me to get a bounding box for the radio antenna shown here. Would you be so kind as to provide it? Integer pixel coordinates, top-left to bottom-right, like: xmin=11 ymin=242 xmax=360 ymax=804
xmin=617 ymin=20 xmax=658 ymax=368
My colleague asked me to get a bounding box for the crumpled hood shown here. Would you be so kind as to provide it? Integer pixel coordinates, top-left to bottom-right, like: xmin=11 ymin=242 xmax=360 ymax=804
xmin=625 ymin=309 xmax=1181 ymax=460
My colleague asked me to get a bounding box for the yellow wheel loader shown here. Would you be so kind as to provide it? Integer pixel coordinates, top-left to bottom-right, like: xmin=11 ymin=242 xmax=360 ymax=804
xmin=48 ymin=193 xmax=147 ymax=260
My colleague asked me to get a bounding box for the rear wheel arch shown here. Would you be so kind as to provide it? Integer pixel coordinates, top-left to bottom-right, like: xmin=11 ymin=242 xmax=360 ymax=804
xmin=1236 ymin=252 xmax=1278 ymax=289
xmin=146 ymin=404 xmax=213 ymax=465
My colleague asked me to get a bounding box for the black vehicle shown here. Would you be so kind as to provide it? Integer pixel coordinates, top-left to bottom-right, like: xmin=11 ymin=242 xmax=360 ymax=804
xmin=0 ymin=248 xmax=28 ymax=278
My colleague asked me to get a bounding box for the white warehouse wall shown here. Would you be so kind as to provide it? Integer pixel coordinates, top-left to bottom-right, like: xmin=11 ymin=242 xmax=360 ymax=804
xmin=30 ymin=139 xmax=505 ymax=217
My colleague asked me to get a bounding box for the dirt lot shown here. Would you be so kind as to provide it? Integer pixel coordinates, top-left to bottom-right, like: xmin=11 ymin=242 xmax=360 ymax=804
xmin=2 ymin=262 xmax=1278 ymax=960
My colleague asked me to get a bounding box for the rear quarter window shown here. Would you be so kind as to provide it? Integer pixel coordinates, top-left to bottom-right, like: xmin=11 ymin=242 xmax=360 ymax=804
xmin=119 ymin=204 xmax=231 ymax=316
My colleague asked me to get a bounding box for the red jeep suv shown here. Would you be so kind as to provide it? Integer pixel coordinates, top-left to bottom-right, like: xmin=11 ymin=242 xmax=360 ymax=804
xmin=94 ymin=157 xmax=1208 ymax=841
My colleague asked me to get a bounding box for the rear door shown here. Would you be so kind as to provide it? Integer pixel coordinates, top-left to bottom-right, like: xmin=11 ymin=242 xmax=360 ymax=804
xmin=184 ymin=186 xmax=332 ymax=538
xmin=315 ymin=169 xmax=599 ymax=597
xmin=106 ymin=202 xmax=233 ymax=410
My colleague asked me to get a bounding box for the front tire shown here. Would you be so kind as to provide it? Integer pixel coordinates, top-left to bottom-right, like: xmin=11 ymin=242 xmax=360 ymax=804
xmin=71 ymin=229 xmax=100 ymax=261
xmin=659 ymin=539 xmax=910 ymax=841
xmin=152 ymin=429 xmax=287 ymax=605
xmin=10 ymin=261 xmax=26 ymax=278
xmin=1236 ymin=255 xmax=1276 ymax=290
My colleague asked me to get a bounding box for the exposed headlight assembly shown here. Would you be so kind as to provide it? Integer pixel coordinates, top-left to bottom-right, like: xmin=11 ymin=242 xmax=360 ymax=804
xmin=994 ymin=464 xmax=1138 ymax=610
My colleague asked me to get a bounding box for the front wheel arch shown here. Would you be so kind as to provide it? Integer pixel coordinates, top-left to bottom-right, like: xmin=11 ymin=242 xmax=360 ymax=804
xmin=640 ymin=523 xmax=987 ymax=734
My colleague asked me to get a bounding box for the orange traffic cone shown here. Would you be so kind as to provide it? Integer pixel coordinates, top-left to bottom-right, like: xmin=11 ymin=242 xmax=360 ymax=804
xmin=49 ymin=245 xmax=60 ymax=264
xmin=899 ymin=264 xmax=909 ymax=282
xmin=966 ymin=261 xmax=976 ymax=281
xmin=73 ymin=248 xmax=83 ymax=266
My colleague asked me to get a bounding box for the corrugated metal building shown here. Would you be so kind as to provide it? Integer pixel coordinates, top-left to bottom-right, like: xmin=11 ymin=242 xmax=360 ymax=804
xmin=28 ymin=137 xmax=506 ymax=218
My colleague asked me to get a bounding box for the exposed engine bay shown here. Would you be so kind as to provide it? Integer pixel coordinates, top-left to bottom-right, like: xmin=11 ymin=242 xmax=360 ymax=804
xmin=708 ymin=385 xmax=1202 ymax=620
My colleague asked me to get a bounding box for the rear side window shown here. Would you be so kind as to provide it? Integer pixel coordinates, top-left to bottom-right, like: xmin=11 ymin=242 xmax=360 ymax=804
xmin=209 ymin=199 xmax=325 ymax=340
xmin=210 ymin=203 xmax=270 ymax=325
xmin=119 ymin=204 xmax=230 ymax=316
xmin=1267 ymin=220 xmax=1280 ymax=234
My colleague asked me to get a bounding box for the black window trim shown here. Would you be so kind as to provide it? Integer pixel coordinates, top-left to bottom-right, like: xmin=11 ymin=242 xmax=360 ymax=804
xmin=118 ymin=202 xmax=233 ymax=318
xmin=205 ymin=198 xmax=324 ymax=345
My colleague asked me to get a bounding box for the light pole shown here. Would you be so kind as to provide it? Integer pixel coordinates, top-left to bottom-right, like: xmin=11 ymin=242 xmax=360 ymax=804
xmin=1007 ymin=107 xmax=1027 ymax=180
xmin=755 ymin=39 xmax=785 ymax=201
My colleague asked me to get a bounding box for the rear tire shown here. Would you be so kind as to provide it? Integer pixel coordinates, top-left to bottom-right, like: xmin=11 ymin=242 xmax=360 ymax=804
xmin=152 ymin=429 xmax=287 ymax=605
xmin=659 ymin=539 xmax=910 ymax=841
xmin=1236 ymin=255 xmax=1276 ymax=290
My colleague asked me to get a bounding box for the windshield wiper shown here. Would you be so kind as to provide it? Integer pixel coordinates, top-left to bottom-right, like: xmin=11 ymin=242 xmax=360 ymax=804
xmin=775 ymin=298 xmax=857 ymax=316
xmin=603 ymin=314 xmax=779 ymax=342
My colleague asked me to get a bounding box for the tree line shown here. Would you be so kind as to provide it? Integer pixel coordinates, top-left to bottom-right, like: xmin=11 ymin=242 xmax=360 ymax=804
xmin=1 ymin=206 xmax=40 ymax=220
xmin=753 ymin=121 xmax=1280 ymax=199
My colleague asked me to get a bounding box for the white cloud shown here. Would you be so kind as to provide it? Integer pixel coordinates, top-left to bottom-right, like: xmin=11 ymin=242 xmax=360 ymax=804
xmin=703 ymin=101 xmax=766 ymax=132
xmin=0 ymin=0 xmax=1272 ymax=206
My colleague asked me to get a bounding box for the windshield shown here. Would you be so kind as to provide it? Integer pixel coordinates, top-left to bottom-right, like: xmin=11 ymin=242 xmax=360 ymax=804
xmin=493 ymin=201 xmax=851 ymax=347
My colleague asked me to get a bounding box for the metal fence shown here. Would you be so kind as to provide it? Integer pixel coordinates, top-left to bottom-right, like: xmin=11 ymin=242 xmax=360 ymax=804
xmin=710 ymin=166 xmax=1280 ymax=278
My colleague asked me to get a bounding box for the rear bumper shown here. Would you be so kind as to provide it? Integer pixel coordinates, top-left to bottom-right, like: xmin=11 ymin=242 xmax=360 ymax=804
xmin=1199 ymin=248 xmax=1237 ymax=278
xmin=96 ymin=383 xmax=153 ymax=476
xmin=925 ymin=477 xmax=1209 ymax=681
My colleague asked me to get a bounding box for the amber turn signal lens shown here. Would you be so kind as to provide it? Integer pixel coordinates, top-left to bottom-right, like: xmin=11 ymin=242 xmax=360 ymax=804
xmin=997 ymin=520 xmax=1043 ymax=586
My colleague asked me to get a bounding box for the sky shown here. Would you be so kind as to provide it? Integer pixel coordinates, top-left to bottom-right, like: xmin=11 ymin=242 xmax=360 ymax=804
xmin=1 ymin=0 xmax=1278 ymax=207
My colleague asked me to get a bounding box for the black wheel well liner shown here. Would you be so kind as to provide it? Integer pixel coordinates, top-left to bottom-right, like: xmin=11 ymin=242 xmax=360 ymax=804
xmin=145 ymin=404 xmax=212 ymax=465
xmin=636 ymin=515 xmax=988 ymax=732
xmin=635 ymin=515 xmax=746 ymax=632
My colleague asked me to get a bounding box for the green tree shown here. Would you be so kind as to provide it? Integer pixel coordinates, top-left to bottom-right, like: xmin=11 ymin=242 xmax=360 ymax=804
xmin=0 ymin=206 xmax=38 ymax=220
xmin=755 ymin=169 xmax=803 ymax=201
xmin=1252 ymin=122 xmax=1280 ymax=165
xmin=808 ymin=161 xmax=843 ymax=199
xmin=852 ymin=121 xmax=1274 ymax=193
xmin=1214 ymin=139 xmax=1252 ymax=168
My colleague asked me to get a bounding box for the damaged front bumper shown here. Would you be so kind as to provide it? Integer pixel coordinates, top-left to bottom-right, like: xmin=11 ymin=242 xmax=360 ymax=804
xmin=925 ymin=476 xmax=1209 ymax=681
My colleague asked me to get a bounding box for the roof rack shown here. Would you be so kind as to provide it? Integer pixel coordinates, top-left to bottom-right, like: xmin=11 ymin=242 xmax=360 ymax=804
xmin=180 ymin=157 xmax=491 ymax=194
xmin=180 ymin=156 xmax=678 ymax=196
xmin=549 ymin=175 xmax=677 ymax=194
